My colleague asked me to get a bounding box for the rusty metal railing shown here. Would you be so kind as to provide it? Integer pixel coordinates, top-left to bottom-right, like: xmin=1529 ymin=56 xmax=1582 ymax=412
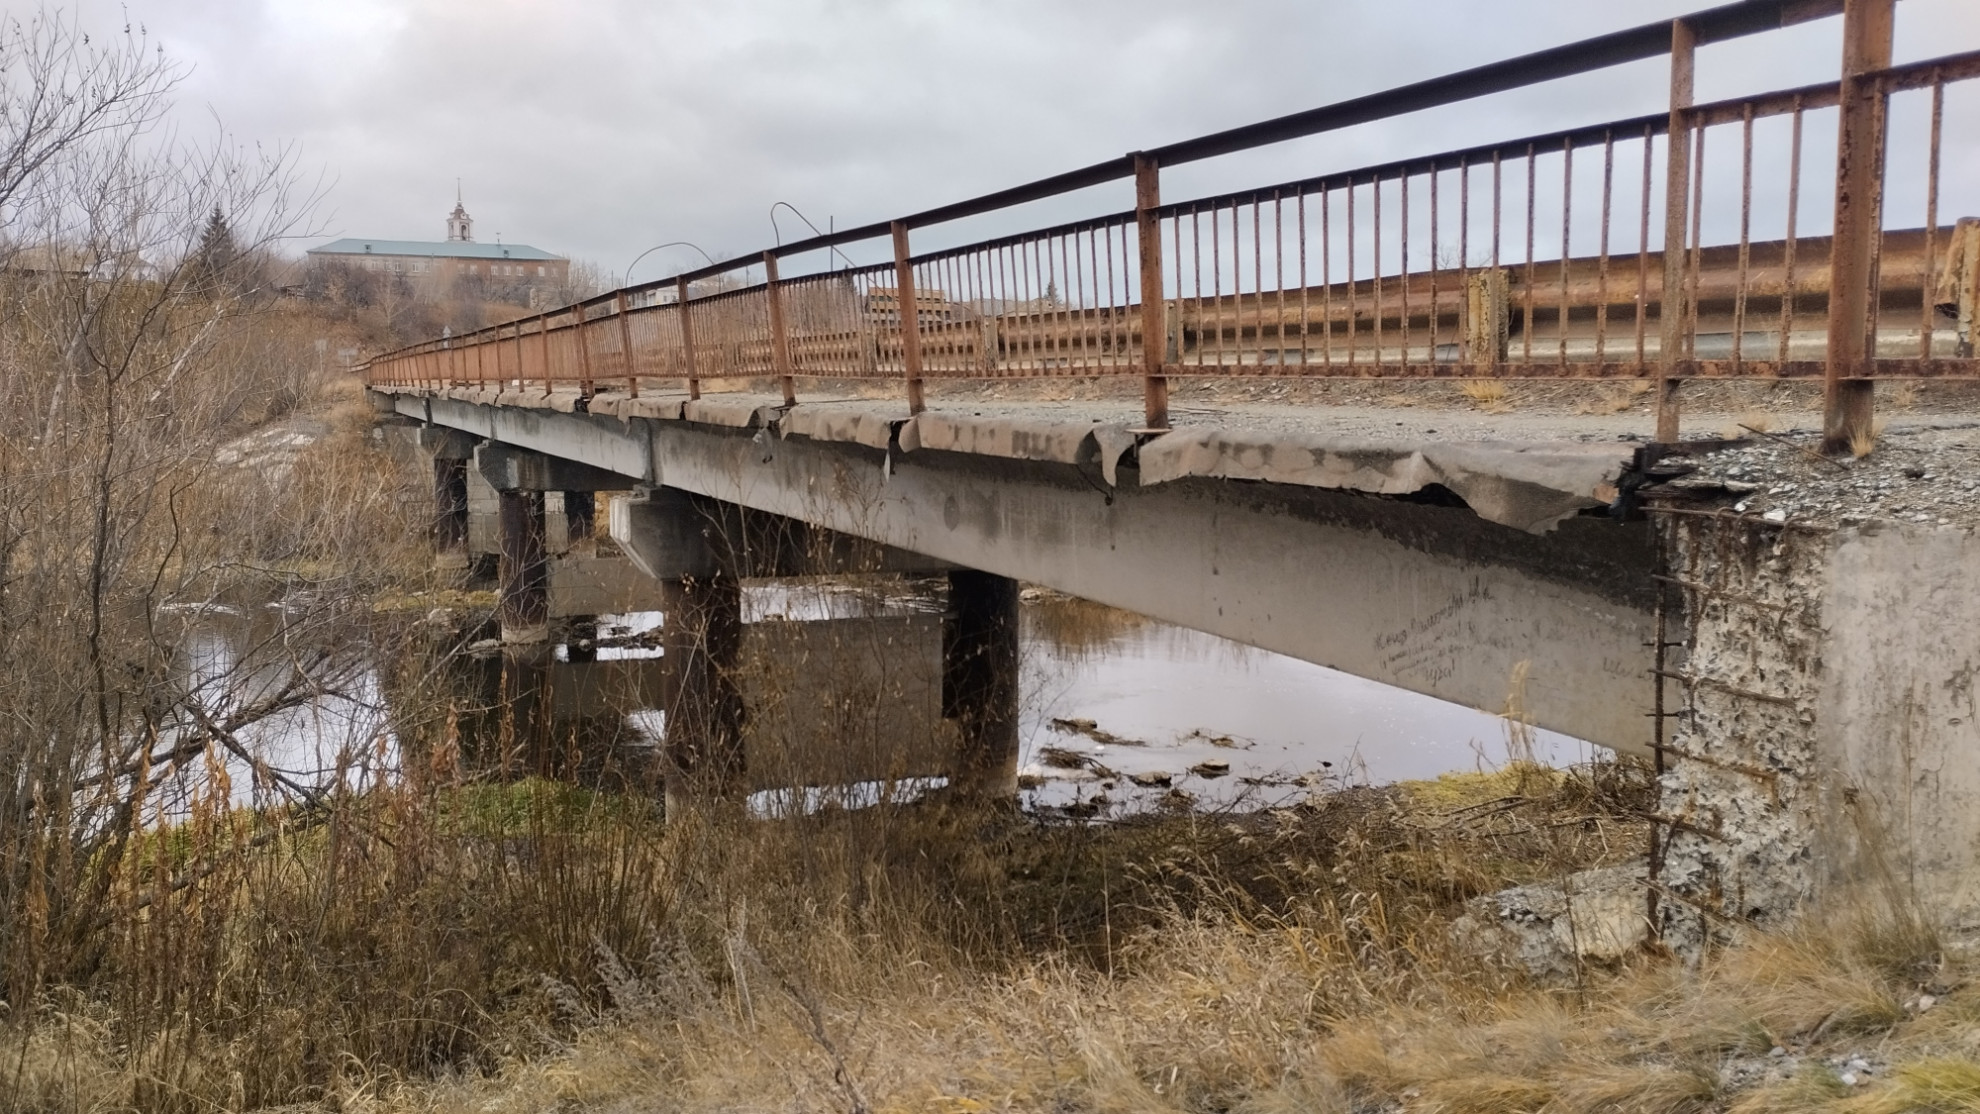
xmin=365 ymin=0 xmax=1980 ymax=448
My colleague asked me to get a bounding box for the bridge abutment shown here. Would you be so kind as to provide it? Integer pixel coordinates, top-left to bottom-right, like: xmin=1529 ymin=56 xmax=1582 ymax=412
xmin=1652 ymin=512 xmax=1980 ymax=945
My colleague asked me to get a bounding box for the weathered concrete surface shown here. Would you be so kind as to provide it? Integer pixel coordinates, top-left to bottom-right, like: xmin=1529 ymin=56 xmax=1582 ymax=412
xmin=475 ymin=441 xmax=641 ymax=495
xmin=382 ymin=387 xmax=1641 ymax=534
xmin=1819 ymin=524 xmax=1980 ymax=922
xmin=1139 ymin=431 xmax=1624 ymax=533
xmin=467 ymin=459 xmax=500 ymax=557
xmin=1656 ymin=515 xmax=1980 ymax=945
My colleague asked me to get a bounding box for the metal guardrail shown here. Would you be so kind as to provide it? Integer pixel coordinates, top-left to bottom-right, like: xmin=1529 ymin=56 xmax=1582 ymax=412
xmin=365 ymin=0 xmax=1980 ymax=450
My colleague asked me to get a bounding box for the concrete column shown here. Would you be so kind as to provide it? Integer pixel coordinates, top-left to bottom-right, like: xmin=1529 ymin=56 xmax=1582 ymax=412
xmin=498 ymin=490 xmax=549 ymax=643
xmin=942 ymin=570 xmax=1021 ymax=798
xmin=433 ymin=456 xmax=470 ymax=569
xmin=661 ymin=573 xmax=746 ymax=814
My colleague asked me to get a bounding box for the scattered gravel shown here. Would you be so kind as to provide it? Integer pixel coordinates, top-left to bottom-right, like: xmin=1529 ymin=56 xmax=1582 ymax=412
xmin=1661 ymin=419 xmax=1980 ymax=529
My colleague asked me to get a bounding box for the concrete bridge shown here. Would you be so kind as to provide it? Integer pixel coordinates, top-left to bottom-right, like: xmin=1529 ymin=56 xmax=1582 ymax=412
xmin=366 ymin=0 xmax=1980 ymax=945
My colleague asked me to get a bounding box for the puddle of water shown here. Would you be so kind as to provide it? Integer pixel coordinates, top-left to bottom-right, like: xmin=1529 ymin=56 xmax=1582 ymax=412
xmin=1017 ymin=599 xmax=1591 ymax=817
xmin=747 ymin=777 xmax=950 ymax=819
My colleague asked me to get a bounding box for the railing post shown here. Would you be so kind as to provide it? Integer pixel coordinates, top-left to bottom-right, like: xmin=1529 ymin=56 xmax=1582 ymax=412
xmin=538 ymin=314 xmax=552 ymax=397
xmin=573 ymin=302 xmax=596 ymax=398
xmin=763 ymin=251 xmax=797 ymax=407
xmin=892 ymin=220 xmax=927 ymax=415
xmin=677 ymin=277 xmax=702 ymax=400
xmin=1822 ymin=0 xmax=1894 ymax=454
xmin=511 ymin=320 xmax=524 ymax=390
xmin=616 ymin=290 xmax=639 ymax=398
xmin=1656 ymin=19 xmax=1695 ymax=443
xmin=1135 ymin=153 xmax=1168 ymax=429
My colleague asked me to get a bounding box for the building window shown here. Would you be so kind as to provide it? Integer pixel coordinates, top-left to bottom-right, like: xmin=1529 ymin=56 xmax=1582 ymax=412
xmin=537 ymin=266 xmax=545 ymax=276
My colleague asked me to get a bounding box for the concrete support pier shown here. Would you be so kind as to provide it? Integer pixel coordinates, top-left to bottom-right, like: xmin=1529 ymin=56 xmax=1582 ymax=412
xmin=417 ymin=426 xmax=479 ymax=572
xmin=497 ymin=490 xmax=549 ymax=643
xmin=943 ymin=570 xmax=1021 ymax=798
xmin=661 ymin=573 xmax=746 ymax=814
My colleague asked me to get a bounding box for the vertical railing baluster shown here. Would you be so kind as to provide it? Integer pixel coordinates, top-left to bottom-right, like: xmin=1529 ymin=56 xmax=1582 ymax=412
xmin=1734 ymin=104 xmax=1756 ymax=372
xmin=1135 ymin=154 xmax=1168 ymax=428
xmin=1781 ymin=102 xmax=1805 ymax=364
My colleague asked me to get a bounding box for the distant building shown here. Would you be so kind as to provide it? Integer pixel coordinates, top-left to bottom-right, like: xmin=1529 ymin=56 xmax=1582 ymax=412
xmin=305 ymin=195 xmax=569 ymax=292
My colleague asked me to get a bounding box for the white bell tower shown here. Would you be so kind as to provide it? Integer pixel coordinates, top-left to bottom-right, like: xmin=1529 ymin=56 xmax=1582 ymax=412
xmin=446 ymin=182 xmax=473 ymax=242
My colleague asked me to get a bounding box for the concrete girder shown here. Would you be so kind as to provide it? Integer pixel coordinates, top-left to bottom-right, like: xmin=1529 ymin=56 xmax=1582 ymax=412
xmin=611 ymin=487 xmax=957 ymax=581
xmin=638 ymin=422 xmax=1659 ymax=754
xmin=399 ymin=394 xmax=652 ymax=480
xmin=417 ymin=426 xmax=481 ymax=460
xmin=411 ymin=400 xmax=1660 ymax=752
xmin=475 ymin=441 xmax=642 ymax=494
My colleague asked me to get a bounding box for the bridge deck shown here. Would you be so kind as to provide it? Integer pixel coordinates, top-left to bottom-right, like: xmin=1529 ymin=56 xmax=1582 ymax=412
xmin=378 ymin=382 xmax=1689 ymax=534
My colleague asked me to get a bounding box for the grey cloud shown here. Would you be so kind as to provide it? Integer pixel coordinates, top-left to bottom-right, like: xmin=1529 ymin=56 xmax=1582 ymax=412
xmin=85 ymin=0 xmax=1980 ymax=278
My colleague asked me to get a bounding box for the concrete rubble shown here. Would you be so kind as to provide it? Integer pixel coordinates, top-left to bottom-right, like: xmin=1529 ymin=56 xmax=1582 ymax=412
xmin=1453 ymin=863 xmax=1654 ymax=981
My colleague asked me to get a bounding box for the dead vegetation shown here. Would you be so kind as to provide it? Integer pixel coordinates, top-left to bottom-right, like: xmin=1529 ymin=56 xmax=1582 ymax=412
xmin=6 ymin=751 xmax=1964 ymax=1114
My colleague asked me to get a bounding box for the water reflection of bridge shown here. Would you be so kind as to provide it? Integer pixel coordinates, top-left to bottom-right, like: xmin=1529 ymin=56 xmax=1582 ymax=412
xmin=383 ymin=577 xmax=990 ymax=813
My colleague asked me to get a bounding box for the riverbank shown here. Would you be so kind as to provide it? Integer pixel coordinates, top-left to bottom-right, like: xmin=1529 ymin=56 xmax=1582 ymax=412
xmin=6 ymin=753 xmax=1968 ymax=1114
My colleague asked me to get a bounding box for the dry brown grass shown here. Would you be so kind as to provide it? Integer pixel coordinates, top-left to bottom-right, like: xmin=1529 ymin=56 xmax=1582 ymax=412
xmin=3 ymin=746 xmax=1973 ymax=1114
xmin=250 ymin=882 xmax=1969 ymax=1114
xmin=1460 ymin=379 xmax=1513 ymax=410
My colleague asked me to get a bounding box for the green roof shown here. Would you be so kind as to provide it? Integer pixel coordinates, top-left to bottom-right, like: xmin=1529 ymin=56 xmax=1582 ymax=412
xmin=307 ymin=238 xmax=564 ymax=261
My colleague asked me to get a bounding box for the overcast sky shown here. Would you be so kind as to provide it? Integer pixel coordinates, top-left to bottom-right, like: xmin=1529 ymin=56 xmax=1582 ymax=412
xmin=70 ymin=0 xmax=1980 ymax=281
